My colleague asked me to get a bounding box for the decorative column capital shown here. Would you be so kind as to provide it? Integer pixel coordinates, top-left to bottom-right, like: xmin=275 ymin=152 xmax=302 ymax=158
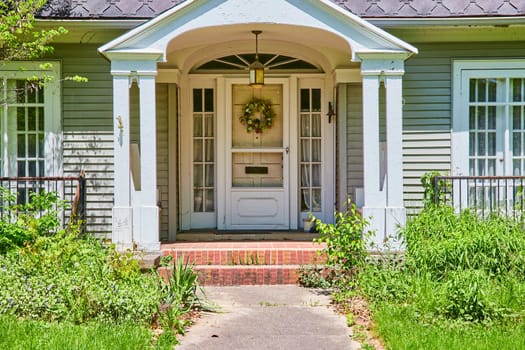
xmin=358 ymin=54 xmax=406 ymax=77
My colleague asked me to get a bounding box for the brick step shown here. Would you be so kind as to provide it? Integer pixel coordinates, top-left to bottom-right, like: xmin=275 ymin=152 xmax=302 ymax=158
xmin=163 ymin=247 xmax=326 ymax=266
xmin=159 ymin=265 xmax=302 ymax=286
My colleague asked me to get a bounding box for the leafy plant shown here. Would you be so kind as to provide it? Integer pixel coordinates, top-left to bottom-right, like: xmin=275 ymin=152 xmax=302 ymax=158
xmin=297 ymin=265 xmax=334 ymax=288
xmin=314 ymin=199 xmax=372 ymax=285
xmin=0 ymin=188 xmax=66 ymax=254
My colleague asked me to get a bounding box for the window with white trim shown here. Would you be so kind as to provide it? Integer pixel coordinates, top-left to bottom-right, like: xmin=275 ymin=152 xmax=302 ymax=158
xmin=453 ymin=61 xmax=525 ymax=177
xmin=0 ymin=63 xmax=62 ymax=182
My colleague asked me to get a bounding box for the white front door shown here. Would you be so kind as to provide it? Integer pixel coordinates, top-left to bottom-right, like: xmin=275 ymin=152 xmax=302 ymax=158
xmin=221 ymin=79 xmax=290 ymax=229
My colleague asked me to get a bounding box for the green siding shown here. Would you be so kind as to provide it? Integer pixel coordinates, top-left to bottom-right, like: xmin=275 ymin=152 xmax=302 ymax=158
xmin=54 ymin=44 xmax=172 ymax=240
xmin=402 ymin=41 xmax=525 ymax=211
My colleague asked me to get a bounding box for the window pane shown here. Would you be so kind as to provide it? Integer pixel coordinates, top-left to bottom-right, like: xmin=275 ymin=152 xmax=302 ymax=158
xmin=205 ymin=116 xmax=214 ymax=137
xmin=514 ymin=160 xmax=521 ymax=176
xmin=204 ymin=89 xmax=214 ymax=112
xmin=477 ymin=107 xmax=486 ymax=129
xmin=301 ymin=164 xmax=310 ymax=187
xmin=477 ymin=79 xmax=486 ymax=102
xmin=18 ymin=161 xmax=26 ymax=176
xmin=469 ymin=79 xmax=476 ymax=102
xmin=193 ymin=165 xmax=203 ymax=187
xmin=193 ymin=140 xmax=203 ymax=162
xmin=17 ymin=133 xmax=26 ymax=158
xmin=513 ymin=106 xmax=522 ymax=129
xmin=469 ymin=132 xmax=475 ymax=156
xmin=28 ymin=108 xmax=36 ymax=131
xmin=193 ymin=89 xmax=202 ymax=112
xmin=28 ymin=134 xmax=36 ymax=157
xmin=38 ymin=133 xmax=44 ymax=158
xmin=488 ymin=132 xmax=496 ymax=156
xmin=477 ymin=133 xmax=486 ymax=155
xmin=205 ymin=164 xmax=214 ymax=187
xmin=312 ymin=164 xmax=321 ymax=187
xmin=37 ymin=87 xmax=44 ymax=103
xmin=205 ymin=189 xmax=214 ymax=211
xmin=488 ymin=159 xmax=496 ymax=176
xmin=193 ymin=116 xmax=202 ymax=137
xmin=469 ymin=107 xmax=476 ymax=129
xmin=301 ymin=189 xmax=310 ymax=211
xmin=488 ymin=107 xmax=496 ymax=129
xmin=312 ymin=89 xmax=321 ymax=112
xmin=16 ymin=80 xmax=25 ymax=103
xmin=301 ymin=114 xmax=310 ymax=137
xmin=37 ymin=107 xmax=44 ymax=130
xmin=312 ymin=140 xmax=321 ymax=162
xmin=194 ymin=189 xmax=203 ymax=212
xmin=301 ymin=140 xmax=310 ymax=162
xmin=312 ymin=189 xmax=321 ymax=211
xmin=28 ymin=161 xmax=36 ymax=176
xmin=477 ymin=159 xmax=485 ymax=176
xmin=300 ymin=89 xmax=310 ymax=112
xmin=312 ymin=114 xmax=321 ymax=137
xmin=513 ymin=133 xmax=521 ymax=156
xmin=39 ymin=160 xmax=44 ymax=176
xmin=205 ymin=139 xmax=214 ymax=162
xmin=17 ymin=108 xmax=25 ymax=131
xmin=487 ymin=79 xmax=497 ymax=102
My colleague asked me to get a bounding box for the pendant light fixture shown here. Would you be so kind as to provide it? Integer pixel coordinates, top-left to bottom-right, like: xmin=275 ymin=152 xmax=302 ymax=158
xmin=249 ymin=30 xmax=264 ymax=87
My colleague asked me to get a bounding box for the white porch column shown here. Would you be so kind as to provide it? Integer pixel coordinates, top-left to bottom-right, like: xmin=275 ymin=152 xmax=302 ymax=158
xmin=138 ymin=74 xmax=160 ymax=251
xmin=385 ymin=74 xmax=406 ymax=249
xmin=112 ymin=75 xmax=133 ymax=250
xmin=360 ymin=56 xmax=407 ymax=250
xmin=361 ymin=74 xmax=387 ymax=248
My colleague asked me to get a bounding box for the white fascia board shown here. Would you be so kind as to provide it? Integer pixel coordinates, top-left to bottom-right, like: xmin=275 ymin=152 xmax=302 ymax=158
xmin=369 ymin=16 xmax=525 ymax=28
xmin=315 ymin=0 xmax=418 ymax=55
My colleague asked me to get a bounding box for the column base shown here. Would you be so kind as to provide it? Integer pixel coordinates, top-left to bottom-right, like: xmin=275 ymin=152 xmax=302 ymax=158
xmin=137 ymin=205 xmax=160 ymax=252
xmin=362 ymin=206 xmax=406 ymax=251
xmin=112 ymin=206 xmax=133 ymax=250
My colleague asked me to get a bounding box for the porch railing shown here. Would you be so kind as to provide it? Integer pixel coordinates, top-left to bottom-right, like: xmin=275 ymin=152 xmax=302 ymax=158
xmin=0 ymin=174 xmax=87 ymax=232
xmin=433 ymin=175 xmax=525 ymax=218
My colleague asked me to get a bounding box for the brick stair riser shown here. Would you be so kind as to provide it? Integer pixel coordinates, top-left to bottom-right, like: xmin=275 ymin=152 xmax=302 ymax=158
xmin=159 ymin=266 xmax=300 ymax=286
xmin=163 ymin=249 xmax=326 ymax=266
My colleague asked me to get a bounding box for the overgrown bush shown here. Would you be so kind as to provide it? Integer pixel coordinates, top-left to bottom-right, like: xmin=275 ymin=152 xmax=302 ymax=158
xmin=0 ymin=230 xmax=161 ymax=324
xmin=358 ymin=204 xmax=525 ymax=323
xmin=314 ymin=199 xmax=372 ymax=286
xmin=0 ymin=188 xmax=64 ymax=254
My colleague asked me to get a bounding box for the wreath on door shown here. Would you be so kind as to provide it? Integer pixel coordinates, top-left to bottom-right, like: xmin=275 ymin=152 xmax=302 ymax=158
xmin=239 ymin=97 xmax=276 ymax=134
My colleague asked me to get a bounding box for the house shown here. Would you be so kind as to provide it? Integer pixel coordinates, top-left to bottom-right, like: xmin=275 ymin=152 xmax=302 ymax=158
xmin=6 ymin=0 xmax=525 ymax=251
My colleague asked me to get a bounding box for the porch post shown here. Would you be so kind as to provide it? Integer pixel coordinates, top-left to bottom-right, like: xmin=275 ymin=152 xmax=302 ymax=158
xmin=361 ymin=73 xmax=387 ymax=248
xmin=385 ymin=74 xmax=406 ymax=249
xmin=359 ymin=56 xmax=407 ymax=249
xmin=138 ymin=74 xmax=160 ymax=251
xmin=112 ymin=74 xmax=133 ymax=250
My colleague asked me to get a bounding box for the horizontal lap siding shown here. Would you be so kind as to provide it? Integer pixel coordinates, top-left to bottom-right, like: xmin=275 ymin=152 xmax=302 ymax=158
xmin=346 ymin=84 xmax=363 ymax=201
xmin=156 ymin=84 xmax=169 ymax=241
xmin=401 ymin=41 xmax=525 ymax=212
xmin=56 ymin=44 xmax=113 ymax=238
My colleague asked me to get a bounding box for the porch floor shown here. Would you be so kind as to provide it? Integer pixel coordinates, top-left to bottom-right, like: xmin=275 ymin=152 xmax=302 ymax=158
xmin=160 ymin=240 xmax=327 ymax=286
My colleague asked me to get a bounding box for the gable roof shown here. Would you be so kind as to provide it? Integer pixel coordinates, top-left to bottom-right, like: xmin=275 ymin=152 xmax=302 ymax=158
xmin=39 ymin=0 xmax=525 ymax=19
xmin=98 ymin=0 xmax=417 ymax=63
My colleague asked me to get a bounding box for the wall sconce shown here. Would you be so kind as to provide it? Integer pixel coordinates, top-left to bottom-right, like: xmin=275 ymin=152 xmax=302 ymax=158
xmin=326 ymin=102 xmax=336 ymax=123
xmin=249 ymin=30 xmax=264 ymax=88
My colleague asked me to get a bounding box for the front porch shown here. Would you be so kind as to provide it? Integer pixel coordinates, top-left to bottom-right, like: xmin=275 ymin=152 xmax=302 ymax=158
xmin=98 ymin=0 xmax=417 ymax=251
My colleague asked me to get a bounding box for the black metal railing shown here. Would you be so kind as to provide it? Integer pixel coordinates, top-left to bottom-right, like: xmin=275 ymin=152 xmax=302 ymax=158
xmin=433 ymin=175 xmax=525 ymax=218
xmin=0 ymin=174 xmax=86 ymax=232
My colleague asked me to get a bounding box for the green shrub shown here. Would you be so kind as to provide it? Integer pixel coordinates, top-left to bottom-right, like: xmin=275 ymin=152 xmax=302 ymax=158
xmin=0 ymin=189 xmax=65 ymax=254
xmin=0 ymin=231 xmax=161 ymax=324
xmin=314 ymin=199 xmax=372 ymax=285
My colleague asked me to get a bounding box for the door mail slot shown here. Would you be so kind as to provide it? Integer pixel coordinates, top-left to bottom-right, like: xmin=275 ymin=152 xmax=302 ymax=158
xmin=245 ymin=166 xmax=268 ymax=174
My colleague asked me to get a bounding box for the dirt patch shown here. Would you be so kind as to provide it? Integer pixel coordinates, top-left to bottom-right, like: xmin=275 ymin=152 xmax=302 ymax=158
xmin=333 ymin=295 xmax=385 ymax=350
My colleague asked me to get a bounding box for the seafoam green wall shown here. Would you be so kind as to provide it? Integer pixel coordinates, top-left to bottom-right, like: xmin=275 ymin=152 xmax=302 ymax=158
xmin=346 ymin=41 xmax=525 ymax=212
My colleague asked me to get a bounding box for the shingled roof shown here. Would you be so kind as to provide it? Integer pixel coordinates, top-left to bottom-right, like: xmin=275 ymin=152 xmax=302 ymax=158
xmin=39 ymin=0 xmax=525 ymax=19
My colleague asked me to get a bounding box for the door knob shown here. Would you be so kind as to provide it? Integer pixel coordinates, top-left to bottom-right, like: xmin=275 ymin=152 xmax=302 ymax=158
xmin=285 ymin=147 xmax=289 ymax=154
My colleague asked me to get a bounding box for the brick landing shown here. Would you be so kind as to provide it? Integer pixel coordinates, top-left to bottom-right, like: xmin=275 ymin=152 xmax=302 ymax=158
xmin=160 ymin=241 xmax=326 ymax=286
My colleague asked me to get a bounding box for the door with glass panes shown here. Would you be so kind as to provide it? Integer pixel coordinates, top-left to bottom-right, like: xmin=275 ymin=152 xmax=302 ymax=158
xmin=225 ymin=81 xmax=290 ymax=229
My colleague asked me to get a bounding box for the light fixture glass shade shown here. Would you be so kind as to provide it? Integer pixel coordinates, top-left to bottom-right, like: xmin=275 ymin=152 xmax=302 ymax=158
xmin=249 ymin=59 xmax=264 ymax=87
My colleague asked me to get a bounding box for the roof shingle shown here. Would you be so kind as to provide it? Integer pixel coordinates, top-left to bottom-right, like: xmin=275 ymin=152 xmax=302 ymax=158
xmin=38 ymin=0 xmax=525 ymax=19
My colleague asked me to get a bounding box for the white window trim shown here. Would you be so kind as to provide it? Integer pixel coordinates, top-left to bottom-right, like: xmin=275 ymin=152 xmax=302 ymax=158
xmin=0 ymin=61 xmax=62 ymax=177
xmin=452 ymin=59 xmax=525 ymax=176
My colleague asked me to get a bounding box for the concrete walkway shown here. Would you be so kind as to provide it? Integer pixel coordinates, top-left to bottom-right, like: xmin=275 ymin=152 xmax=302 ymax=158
xmin=177 ymin=285 xmax=361 ymax=350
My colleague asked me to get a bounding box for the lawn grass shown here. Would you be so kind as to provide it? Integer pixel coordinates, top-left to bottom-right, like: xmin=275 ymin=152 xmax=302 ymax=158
xmin=372 ymin=303 xmax=525 ymax=350
xmin=0 ymin=316 xmax=166 ymax=350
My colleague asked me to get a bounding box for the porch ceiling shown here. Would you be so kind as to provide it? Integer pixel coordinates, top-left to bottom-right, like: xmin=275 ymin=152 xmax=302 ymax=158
xmin=99 ymin=0 xmax=417 ymax=65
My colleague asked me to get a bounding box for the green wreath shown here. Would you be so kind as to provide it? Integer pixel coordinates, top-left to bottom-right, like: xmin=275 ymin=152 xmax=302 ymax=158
xmin=239 ymin=97 xmax=276 ymax=134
